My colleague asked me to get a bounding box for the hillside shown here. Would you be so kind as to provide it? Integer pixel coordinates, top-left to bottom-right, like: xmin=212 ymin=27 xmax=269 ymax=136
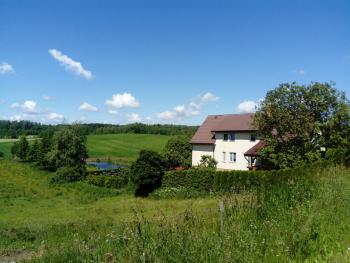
xmin=0 ymin=133 xmax=173 ymax=164
xmin=1 ymin=160 xmax=350 ymax=262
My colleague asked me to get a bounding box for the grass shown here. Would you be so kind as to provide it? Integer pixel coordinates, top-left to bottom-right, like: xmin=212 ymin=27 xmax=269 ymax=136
xmin=1 ymin=160 xmax=350 ymax=262
xmin=0 ymin=133 xmax=172 ymax=164
xmin=86 ymin=133 xmax=172 ymax=165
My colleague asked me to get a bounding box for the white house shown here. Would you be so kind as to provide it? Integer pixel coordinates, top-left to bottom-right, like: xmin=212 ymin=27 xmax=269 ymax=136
xmin=190 ymin=113 xmax=265 ymax=170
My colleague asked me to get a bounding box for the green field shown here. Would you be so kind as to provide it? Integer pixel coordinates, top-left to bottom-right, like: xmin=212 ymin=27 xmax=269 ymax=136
xmin=0 ymin=133 xmax=172 ymax=164
xmin=86 ymin=133 xmax=172 ymax=164
xmin=1 ymin=159 xmax=350 ymax=262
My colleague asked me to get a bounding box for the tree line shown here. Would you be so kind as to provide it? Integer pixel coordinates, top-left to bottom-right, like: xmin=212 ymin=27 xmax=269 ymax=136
xmin=0 ymin=121 xmax=197 ymax=138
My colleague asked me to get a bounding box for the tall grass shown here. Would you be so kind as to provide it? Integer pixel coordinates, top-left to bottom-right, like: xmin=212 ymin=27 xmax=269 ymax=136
xmin=19 ymin=166 xmax=350 ymax=262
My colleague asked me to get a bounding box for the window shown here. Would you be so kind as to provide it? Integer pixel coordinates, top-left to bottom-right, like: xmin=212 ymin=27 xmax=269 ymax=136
xmin=223 ymin=134 xmax=228 ymax=141
xmin=229 ymin=152 xmax=236 ymax=162
xmin=250 ymin=133 xmax=256 ymax=142
xmin=222 ymin=152 xmax=226 ymax=162
xmin=229 ymin=133 xmax=235 ymax=141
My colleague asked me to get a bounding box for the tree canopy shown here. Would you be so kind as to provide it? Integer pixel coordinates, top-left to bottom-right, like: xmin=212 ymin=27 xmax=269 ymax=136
xmin=254 ymin=82 xmax=350 ymax=169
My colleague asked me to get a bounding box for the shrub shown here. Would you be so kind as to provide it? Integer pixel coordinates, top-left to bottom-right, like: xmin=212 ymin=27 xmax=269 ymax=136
xmin=0 ymin=151 xmax=4 ymax=158
xmin=162 ymin=136 xmax=192 ymax=168
xmin=50 ymin=166 xmax=85 ymax=184
xmin=130 ymin=150 xmax=167 ymax=197
xmin=198 ymin=155 xmax=217 ymax=168
xmin=86 ymin=170 xmax=129 ymax=189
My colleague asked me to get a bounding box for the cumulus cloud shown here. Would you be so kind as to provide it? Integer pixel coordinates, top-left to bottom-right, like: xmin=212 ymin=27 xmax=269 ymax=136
xmin=200 ymin=92 xmax=219 ymax=103
xmin=11 ymin=100 xmax=39 ymax=114
xmin=0 ymin=62 xmax=14 ymax=75
xmin=105 ymin=93 xmax=140 ymax=109
xmin=47 ymin=112 xmax=64 ymax=122
xmin=48 ymin=49 xmax=92 ymax=80
xmin=157 ymin=91 xmax=219 ymax=122
xmin=127 ymin=113 xmax=141 ymax=122
xmin=237 ymin=100 xmax=258 ymax=113
xmin=79 ymin=102 xmax=98 ymax=112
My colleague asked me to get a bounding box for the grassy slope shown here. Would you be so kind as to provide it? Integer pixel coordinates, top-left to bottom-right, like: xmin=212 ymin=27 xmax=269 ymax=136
xmin=0 ymin=133 xmax=172 ymax=164
xmin=86 ymin=133 xmax=172 ymax=164
xmin=1 ymin=160 xmax=350 ymax=262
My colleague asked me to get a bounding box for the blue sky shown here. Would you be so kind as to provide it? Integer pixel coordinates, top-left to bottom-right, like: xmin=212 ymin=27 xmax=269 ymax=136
xmin=1 ymin=0 xmax=349 ymax=125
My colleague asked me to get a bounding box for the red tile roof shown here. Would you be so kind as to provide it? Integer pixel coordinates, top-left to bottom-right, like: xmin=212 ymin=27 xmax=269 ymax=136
xmin=244 ymin=140 xmax=266 ymax=156
xmin=190 ymin=113 xmax=256 ymax=144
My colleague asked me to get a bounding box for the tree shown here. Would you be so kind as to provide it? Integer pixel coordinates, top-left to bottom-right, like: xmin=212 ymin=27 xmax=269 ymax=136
xmin=47 ymin=125 xmax=88 ymax=177
xmin=254 ymin=82 xmax=350 ymax=169
xmin=37 ymin=130 xmax=54 ymax=168
xmin=198 ymin=155 xmax=218 ymax=169
xmin=163 ymin=136 xmax=192 ymax=168
xmin=130 ymin=150 xmax=167 ymax=197
xmin=13 ymin=135 xmax=30 ymax=161
xmin=27 ymin=140 xmax=40 ymax=163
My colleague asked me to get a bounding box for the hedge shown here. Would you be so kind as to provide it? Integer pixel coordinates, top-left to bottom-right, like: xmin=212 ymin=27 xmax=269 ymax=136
xmin=162 ymin=161 xmax=333 ymax=193
xmin=86 ymin=168 xmax=129 ymax=189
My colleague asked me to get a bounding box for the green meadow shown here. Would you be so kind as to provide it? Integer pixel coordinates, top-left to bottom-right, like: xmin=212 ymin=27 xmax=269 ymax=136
xmin=0 ymin=133 xmax=172 ymax=164
xmin=86 ymin=133 xmax=172 ymax=164
xmin=1 ymin=159 xmax=350 ymax=262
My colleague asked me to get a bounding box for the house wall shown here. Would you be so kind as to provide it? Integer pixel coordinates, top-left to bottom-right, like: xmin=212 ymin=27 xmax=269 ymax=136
xmin=213 ymin=132 xmax=260 ymax=171
xmin=191 ymin=144 xmax=214 ymax=166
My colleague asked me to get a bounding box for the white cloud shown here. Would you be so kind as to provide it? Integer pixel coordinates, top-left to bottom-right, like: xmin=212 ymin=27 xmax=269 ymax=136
xmin=47 ymin=112 xmax=64 ymax=122
xmin=0 ymin=62 xmax=14 ymax=75
xmin=200 ymin=92 xmax=219 ymax=102
xmin=48 ymin=49 xmax=92 ymax=80
xmin=127 ymin=113 xmax=141 ymax=122
xmin=237 ymin=100 xmax=257 ymax=113
xmin=156 ymin=91 xmax=219 ymax=122
xmin=79 ymin=102 xmax=98 ymax=112
xmin=11 ymin=100 xmax=39 ymax=114
xmin=105 ymin=93 xmax=140 ymax=109
xmin=108 ymin=110 xmax=118 ymax=115
xmin=43 ymin=95 xmax=52 ymax=101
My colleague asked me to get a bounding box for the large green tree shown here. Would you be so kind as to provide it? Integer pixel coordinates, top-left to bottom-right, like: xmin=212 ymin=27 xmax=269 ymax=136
xmin=254 ymin=82 xmax=350 ymax=169
xmin=162 ymin=135 xmax=192 ymax=168
xmin=47 ymin=125 xmax=88 ymax=174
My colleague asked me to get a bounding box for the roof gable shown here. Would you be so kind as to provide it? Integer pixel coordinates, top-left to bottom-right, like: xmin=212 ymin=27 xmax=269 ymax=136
xmin=190 ymin=113 xmax=256 ymax=144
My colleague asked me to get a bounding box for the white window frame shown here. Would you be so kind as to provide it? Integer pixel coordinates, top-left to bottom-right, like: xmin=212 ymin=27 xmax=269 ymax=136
xmin=229 ymin=152 xmax=236 ymax=162
xmin=222 ymin=152 xmax=226 ymax=162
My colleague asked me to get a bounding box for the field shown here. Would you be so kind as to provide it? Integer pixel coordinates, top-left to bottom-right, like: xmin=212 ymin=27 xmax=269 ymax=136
xmin=0 ymin=134 xmax=172 ymax=165
xmin=1 ymin=159 xmax=350 ymax=262
xmin=86 ymin=133 xmax=172 ymax=165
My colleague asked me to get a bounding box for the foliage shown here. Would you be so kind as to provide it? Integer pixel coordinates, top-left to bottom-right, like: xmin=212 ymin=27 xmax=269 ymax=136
xmin=86 ymin=169 xmax=129 ymax=189
xmin=162 ymin=135 xmax=192 ymax=168
xmin=162 ymin=162 xmax=332 ymax=193
xmin=50 ymin=166 xmax=86 ymax=183
xmin=130 ymin=150 xmax=167 ymax=197
xmin=27 ymin=140 xmax=40 ymax=163
xmin=11 ymin=135 xmax=30 ymax=161
xmin=198 ymin=155 xmax=217 ymax=168
xmin=47 ymin=125 xmax=88 ymax=173
xmin=254 ymin=82 xmax=350 ymax=169
xmin=0 ymin=151 xmax=3 ymax=158
xmin=0 ymin=120 xmax=197 ymax=139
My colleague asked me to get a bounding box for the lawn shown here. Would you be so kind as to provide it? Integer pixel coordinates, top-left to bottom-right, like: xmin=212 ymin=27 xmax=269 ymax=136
xmin=0 ymin=133 xmax=172 ymax=164
xmin=86 ymin=133 xmax=173 ymax=165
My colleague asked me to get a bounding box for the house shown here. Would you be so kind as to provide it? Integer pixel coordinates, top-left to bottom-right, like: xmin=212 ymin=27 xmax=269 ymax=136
xmin=190 ymin=113 xmax=265 ymax=170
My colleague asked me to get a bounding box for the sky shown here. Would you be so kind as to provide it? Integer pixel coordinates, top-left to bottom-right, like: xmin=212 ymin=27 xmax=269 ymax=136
xmin=1 ymin=0 xmax=349 ymax=125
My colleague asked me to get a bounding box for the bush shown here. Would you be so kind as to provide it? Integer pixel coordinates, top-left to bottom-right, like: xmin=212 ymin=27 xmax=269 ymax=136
xmin=0 ymin=151 xmax=4 ymax=158
xmin=86 ymin=170 xmax=129 ymax=189
xmin=50 ymin=166 xmax=85 ymax=184
xmin=162 ymin=162 xmax=332 ymax=194
xmin=198 ymin=155 xmax=217 ymax=168
xmin=130 ymin=150 xmax=167 ymax=197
